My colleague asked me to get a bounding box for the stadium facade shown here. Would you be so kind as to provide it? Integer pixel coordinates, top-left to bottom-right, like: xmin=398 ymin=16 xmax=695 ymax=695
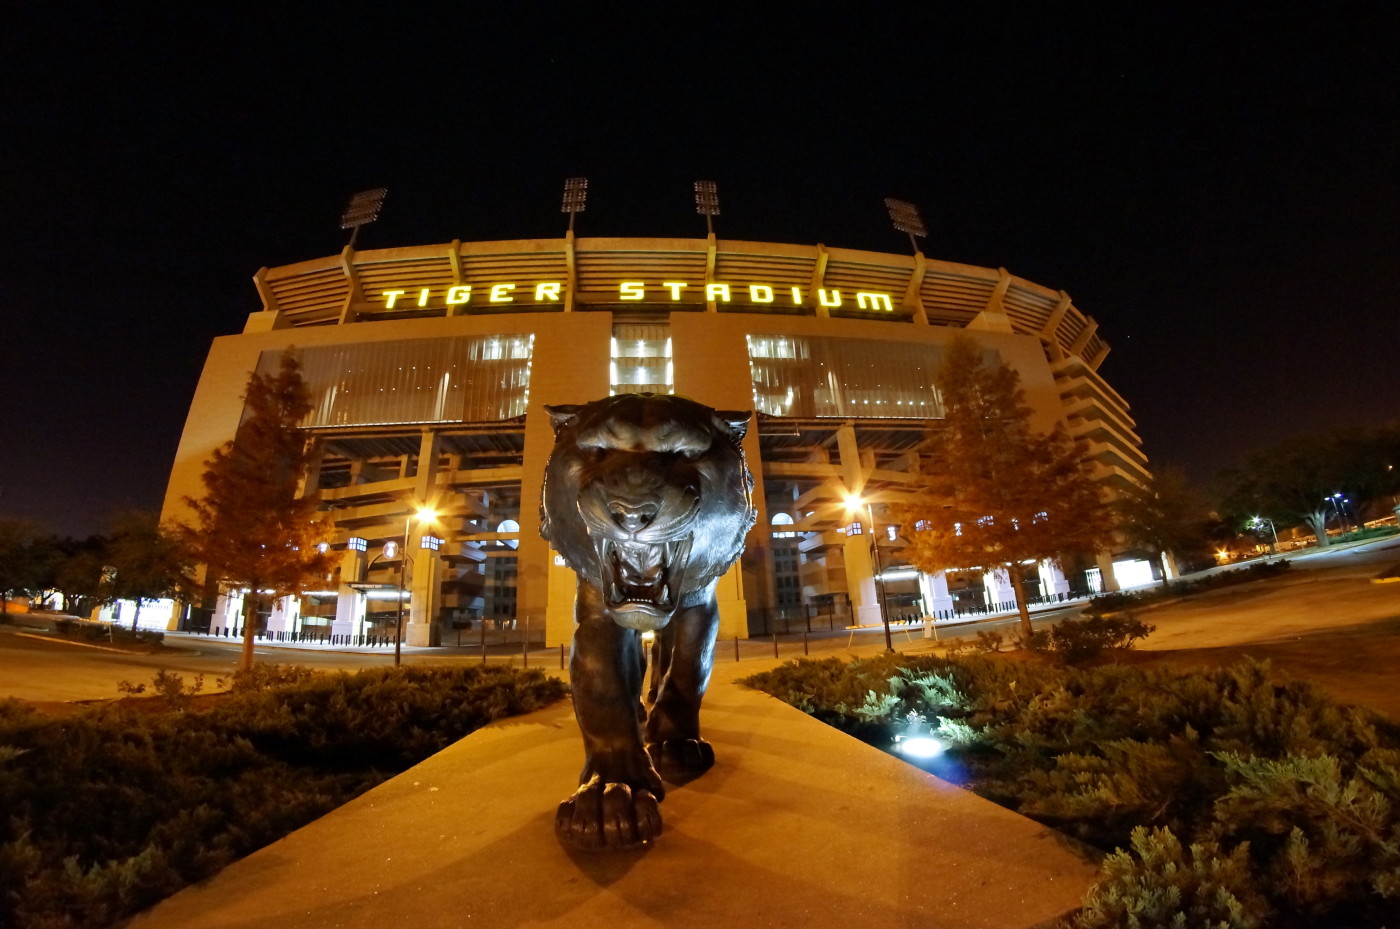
xmin=159 ymin=233 xmax=1153 ymax=645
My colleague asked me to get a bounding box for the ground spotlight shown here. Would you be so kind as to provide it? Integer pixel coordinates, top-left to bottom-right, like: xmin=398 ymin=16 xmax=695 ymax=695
xmin=893 ymin=734 xmax=945 ymax=759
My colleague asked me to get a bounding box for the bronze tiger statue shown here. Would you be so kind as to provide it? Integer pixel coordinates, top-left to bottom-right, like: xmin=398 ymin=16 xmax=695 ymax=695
xmin=540 ymin=394 xmax=756 ymax=850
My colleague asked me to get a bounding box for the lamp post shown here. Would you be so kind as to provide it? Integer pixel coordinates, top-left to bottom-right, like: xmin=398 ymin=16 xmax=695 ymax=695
xmin=1249 ymin=515 xmax=1278 ymax=553
xmin=846 ymin=494 xmax=893 ymax=653
xmin=394 ymin=506 xmax=437 ymax=668
xmin=1325 ymin=494 xmax=1352 ymax=536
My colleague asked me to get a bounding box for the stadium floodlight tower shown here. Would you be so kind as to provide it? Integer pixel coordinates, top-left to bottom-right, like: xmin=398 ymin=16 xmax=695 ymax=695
xmin=884 ymin=197 xmax=928 ymax=254
xmin=561 ymin=177 xmax=588 ymax=233
xmin=341 ymin=188 xmax=388 ymax=248
xmin=694 ymin=180 xmax=720 ymax=235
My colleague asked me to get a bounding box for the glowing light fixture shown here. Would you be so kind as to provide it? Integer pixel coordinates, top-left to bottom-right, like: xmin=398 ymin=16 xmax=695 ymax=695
xmin=893 ymin=734 xmax=945 ymax=759
xmin=561 ymin=177 xmax=588 ymax=233
xmin=340 ymin=188 xmax=387 ymax=248
xmin=1248 ymin=515 xmax=1278 ymax=550
xmin=694 ymin=180 xmax=719 ymax=235
xmin=883 ymin=197 xmax=927 ymax=253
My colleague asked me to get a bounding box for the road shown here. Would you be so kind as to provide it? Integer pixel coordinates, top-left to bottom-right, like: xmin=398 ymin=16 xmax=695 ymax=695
xmin=0 ymin=629 xmax=415 ymax=703
xmin=3 ymin=533 xmax=1395 ymax=705
xmin=1 ymin=600 xmax=1088 ymax=704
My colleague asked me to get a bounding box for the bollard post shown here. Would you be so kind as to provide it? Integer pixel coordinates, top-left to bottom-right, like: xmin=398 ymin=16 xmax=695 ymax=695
xmin=803 ymin=629 xmax=809 ymax=655
xmin=734 ymin=635 xmax=740 ymax=662
xmin=560 ymin=642 xmax=566 ymax=670
xmin=481 ymin=620 xmax=487 ymax=664
xmin=523 ymin=617 xmax=529 ymax=668
xmin=772 ymin=634 xmax=778 ymax=659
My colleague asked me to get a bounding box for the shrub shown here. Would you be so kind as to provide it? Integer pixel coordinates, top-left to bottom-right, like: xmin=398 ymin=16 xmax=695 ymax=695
xmin=745 ymin=655 xmax=1400 ymax=927
xmin=227 ymin=662 xmax=319 ymax=693
xmin=1084 ymin=561 xmax=1294 ymax=618
xmin=1020 ymin=614 xmax=1156 ymax=664
xmin=1068 ymin=826 xmax=1265 ymax=929
xmin=972 ymin=629 xmax=1005 ymax=653
xmin=52 ymin=619 xmax=165 ymax=649
xmin=117 ymin=670 xmax=206 ymax=710
xmin=1084 ymin=590 xmax=1142 ymax=617
xmin=0 ymin=665 xmax=568 ymax=929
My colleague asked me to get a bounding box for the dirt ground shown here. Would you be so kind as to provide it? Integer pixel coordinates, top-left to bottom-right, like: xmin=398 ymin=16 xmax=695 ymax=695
xmin=1116 ymin=568 xmax=1400 ymax=719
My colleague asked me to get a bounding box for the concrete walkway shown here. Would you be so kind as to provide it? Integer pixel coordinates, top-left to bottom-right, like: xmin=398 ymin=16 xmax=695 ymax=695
xmin=128 ymin=661 xmax=1098 ymax=929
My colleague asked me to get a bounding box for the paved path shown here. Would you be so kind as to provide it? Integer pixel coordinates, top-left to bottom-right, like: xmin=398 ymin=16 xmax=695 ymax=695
xmin=128 ymin=658 xmax=1099 ymax=929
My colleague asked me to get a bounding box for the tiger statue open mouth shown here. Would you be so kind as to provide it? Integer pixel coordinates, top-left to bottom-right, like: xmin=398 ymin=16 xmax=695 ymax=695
xmin=541 ymin=393 xmax=755 ymax=850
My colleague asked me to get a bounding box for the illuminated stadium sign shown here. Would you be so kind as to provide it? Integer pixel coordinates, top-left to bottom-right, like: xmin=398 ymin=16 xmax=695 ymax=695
xmin=380 ymin=281 xmax=895 ymax=311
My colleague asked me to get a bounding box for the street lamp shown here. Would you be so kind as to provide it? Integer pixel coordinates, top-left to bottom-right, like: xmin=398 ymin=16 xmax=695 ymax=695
xmin=394 ymin=505 xmax=438 ymax=667
xmin=1248 ymin=515 xmax=1278 ymax=553
xmin=1325 ymin=493 xmax=1353 ymax=535
xmin=845 ymin=493 xmax=893 ymax=653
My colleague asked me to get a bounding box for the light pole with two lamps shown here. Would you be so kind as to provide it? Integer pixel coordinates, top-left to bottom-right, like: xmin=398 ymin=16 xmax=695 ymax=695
xmin=845 ymin=493 xmax=894 ymax=653
xmin=394 ymin=506 xmax=437 ymax=667
xmin=1248 ymin=515 xmax=1278 ymax=553
xmin=1325 ymin=493 xmax=1352 ymax=535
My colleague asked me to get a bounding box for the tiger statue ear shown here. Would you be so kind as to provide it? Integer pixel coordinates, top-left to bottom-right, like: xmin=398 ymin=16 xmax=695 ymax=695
xmin=712 ymin=410 xmax=751 ymax=443
xmin=545 ymin=405 xmax=581 ymax=436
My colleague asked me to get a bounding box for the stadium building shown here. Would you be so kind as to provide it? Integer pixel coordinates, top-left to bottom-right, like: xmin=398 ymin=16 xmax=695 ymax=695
xmin=159 ymin=232 xmax=1154 ymax=645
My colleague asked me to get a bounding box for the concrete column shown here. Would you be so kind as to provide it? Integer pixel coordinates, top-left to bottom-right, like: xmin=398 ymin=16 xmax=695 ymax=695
xmin=843 ymin=529 xmax=880 ymax=626
xmin=405 ymin=430 xmax=444 ymax=647
xmin=1093 ymin=550 xmax=1121 ymax=592
xmin=544 ymin=550 xmax=577 ymax=647
xmin=266 ymin=595 xmax=299 ymax=634
xmin=517 ymin=314 xmax=612 ymax=651
xmin=413 ymin=429 xmax=441 ymax=503
xmin=983 ymin=568 xmax=1015 ymax=610
xmin=214 ymin=590 xmax=245 ymax=633
xmin=668 ymin=312 xmax=774 ymax=638
xmin=405 ymin=547 xmax=440 ymax=646
xmin=918 ymin=570 xmax=955 ymax=618
xmin=332 ymin=548 xmax=367 ymax=638
xmin=1160 ymin=551 xmax=1179 ymax=583
xmin=714 ymin=562 xmax=748 ymax=641
xmin=835 ymin=422 xmax=862 ymax=493
xmin=1039 ymin=560 xmax=1071 ymax=598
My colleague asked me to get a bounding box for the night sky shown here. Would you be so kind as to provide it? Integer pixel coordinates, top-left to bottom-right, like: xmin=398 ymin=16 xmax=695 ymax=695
xmin=5 ymin=4 xmax=1397 ymax=538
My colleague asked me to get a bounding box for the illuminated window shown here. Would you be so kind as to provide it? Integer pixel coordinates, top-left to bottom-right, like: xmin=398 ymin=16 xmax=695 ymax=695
xmin=259 ymin=335 xmax=534 ymax=427
xmin=745 ymin=335 xmax=971 ymax=419
xmin=611 ymin=323 xmax=673 ymax=395
xmin=497 ymin=518 xmax=520 ymax=550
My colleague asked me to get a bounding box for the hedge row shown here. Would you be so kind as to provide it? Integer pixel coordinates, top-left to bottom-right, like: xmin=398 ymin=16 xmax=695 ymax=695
xmin=0 ymin=665 xmax=568 ymax=929
xmin=746 ymin=654 xmax=1400 ymax=928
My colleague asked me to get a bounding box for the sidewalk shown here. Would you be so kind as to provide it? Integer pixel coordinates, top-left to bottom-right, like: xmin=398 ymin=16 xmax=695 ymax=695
xmin=128 ymin=660 xmax=1099 ymax=929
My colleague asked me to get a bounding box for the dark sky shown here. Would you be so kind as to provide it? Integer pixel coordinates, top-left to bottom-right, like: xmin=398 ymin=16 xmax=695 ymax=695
xmin=4 ymin=4 xmax=1398 ymax=538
